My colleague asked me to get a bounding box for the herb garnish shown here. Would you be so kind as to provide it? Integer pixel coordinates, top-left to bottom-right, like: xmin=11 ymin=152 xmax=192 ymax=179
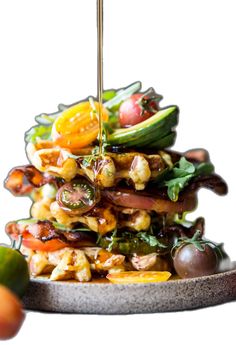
xmin=160 ymin=157 xmax=214 ymax=202
xmin=98 ymin=229 xmax=167 ymax=255
xmin=171 ymin=229 xmax=224 ymax=258
xmin=136 ymin=232 xmax=167 ymax=248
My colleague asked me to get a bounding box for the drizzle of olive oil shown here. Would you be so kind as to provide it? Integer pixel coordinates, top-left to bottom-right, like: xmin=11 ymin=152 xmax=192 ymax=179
xmin=97 ymin=0 xmax=104 ymax=156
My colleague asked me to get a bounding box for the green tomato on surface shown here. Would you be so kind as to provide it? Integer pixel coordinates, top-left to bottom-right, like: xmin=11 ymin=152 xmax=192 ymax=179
xmin=0 ymin=245 xmax=29 ymax=298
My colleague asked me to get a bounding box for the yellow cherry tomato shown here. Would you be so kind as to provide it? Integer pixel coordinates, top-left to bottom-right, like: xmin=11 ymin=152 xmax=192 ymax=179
xmin=106 ymin=271 xmax=171 ymax=284
xmin=52 ymin=101 xmax=108 ymax=149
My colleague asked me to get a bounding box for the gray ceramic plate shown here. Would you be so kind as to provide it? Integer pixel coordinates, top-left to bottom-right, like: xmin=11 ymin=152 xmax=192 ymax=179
xmin=23 ymin=266 xmax=236 ymax=314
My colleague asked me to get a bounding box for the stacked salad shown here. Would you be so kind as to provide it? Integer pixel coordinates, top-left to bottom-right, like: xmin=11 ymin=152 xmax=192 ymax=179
xmin=4 ymin=82 xmax=230 ymax=283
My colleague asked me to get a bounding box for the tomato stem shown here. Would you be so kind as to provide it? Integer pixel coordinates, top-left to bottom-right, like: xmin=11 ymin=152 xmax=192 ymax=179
xmin=171 ymin=229 xmax=224 ymax=258
xmin=136 ymin=88 xmax=162 ymax=116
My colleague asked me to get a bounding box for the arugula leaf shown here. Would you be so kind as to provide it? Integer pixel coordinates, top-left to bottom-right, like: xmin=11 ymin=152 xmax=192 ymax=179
xmin=25 ymin=125 xmax=52 ymax=143
xmin=107 ymin=229 xmax=118 ymax=251
xmin=179 ymin=157 xmax=195 ymax=173
xmin=136 ymin=232 xmax=167 ymax=248
xmin=161 ymin=157 xmax=214 ymax=202
xmin=81 ymin=155 xmax=97 ymax=167
xmin=165 ymin=175 xmax=193 ymax=201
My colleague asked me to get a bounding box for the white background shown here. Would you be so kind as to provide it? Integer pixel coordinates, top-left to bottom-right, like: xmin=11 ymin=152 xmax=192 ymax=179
xmin=0 ymin=0 xmax=235 ymax=344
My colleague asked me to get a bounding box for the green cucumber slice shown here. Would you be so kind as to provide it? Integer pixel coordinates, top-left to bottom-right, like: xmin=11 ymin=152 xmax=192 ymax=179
xmin=107 ymin=106 xmax=178 ymax=146
xmin=145 ymin=131 xmax=176 ymax=149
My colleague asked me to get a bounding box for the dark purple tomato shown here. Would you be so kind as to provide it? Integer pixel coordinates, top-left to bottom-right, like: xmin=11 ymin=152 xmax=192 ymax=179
xmin=173 ymin=243 xmax=218 ymax=279
xmin=57 ymin=178 xmax=98 ymax=215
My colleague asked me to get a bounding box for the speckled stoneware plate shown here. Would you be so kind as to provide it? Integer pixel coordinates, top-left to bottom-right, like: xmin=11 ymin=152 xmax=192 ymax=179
xmin=23 ymin=265 xmax=236 ymax=314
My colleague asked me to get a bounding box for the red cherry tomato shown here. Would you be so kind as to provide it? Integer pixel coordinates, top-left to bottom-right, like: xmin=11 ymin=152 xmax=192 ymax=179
xmin=119 ymin=93 xmax=159 ymax=127
xmin=21 ymin=232 xmax=67 ymax=252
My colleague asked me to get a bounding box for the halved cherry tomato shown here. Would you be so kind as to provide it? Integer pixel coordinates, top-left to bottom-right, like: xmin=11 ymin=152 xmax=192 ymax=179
xmin=21 ymin=232 xmax=67 ymax=252
xmin=57 ymin=178 xmax=98 ymax=215
xmin=52 ymin=101 xmax=108 ymax=149
xmin=106 ymin=271 xmax=171 ymax=284
xmin=119 ymin=93 xmax=160 ymax=127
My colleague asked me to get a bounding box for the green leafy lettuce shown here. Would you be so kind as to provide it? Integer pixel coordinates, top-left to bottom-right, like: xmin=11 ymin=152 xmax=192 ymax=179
xmin=25 ymin=125 xmax=52 ymax=143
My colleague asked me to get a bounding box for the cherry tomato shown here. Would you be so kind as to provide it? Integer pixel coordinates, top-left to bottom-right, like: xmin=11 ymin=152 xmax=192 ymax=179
xmin=21 ymin=232 xmax=67 ymax=252
xmin=0 ymin=285 xmax=25 ymax=340
xmin=119 ymin=93 xmax=159 ymax=127
xmin=57 ymin=178 xmax=98 ymax=215
xmin=52 ymin=101 xmax=108 ymax=149
xmin=106 ymin=271 xmax=171 ymax=284
xmin=173 ymin=243 xmax=218 ymax=279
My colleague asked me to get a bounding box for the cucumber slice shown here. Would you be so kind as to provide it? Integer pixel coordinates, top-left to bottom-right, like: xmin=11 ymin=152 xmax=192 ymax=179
xmin=107 ymin=106 xmax=178 ymax=146
xmin=126 ymin=115 xmax=178 ymax=147
xmin=145 ymin=131 xmax=176 ymax=149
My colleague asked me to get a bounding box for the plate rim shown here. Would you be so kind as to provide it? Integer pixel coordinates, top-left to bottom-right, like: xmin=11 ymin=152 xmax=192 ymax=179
xmin=24 ymin=266 xmax=236 ymax=314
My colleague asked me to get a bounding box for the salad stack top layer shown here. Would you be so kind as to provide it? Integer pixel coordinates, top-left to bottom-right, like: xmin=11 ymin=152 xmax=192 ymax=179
xmin=4 ymin=82 xmax=229 ymax=284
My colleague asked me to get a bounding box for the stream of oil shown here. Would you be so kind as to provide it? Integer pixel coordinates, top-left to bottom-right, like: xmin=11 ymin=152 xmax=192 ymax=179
xmin=97 ymin=0 xmax=104 ymax=156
